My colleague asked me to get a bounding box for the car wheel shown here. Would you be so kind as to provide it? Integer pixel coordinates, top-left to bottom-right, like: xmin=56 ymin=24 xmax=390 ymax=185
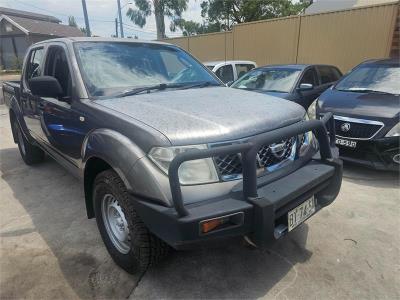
xmin=93 ymin=169 xmax=169 ymax=274
xmin=13 ymin=120 xmax=45 ymax=165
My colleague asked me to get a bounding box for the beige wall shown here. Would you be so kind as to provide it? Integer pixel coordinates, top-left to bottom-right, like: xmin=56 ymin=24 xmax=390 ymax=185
xmin=163 ymin=2 xmax=399 ymax=72
xmin=188 ymin=32 xmax=233 ymax=62
xmin=297 ymin=3 xmax=399 ymax=72
xmin=233 ymin=16 xmax=300 ymax=66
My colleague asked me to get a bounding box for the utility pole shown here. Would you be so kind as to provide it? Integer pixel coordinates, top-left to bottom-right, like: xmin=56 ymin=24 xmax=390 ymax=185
xmin=115 ymin=18 xmax=119 ymax=37
xmin=117 ymin=0 xmax=124 ymax=38
xmin=81 ymin=0 xmax=91 ymax=37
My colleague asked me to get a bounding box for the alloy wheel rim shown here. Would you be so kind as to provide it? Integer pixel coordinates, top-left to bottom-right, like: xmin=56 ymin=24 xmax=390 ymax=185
xmin=101 ymin=194 xmax=131 ymax=254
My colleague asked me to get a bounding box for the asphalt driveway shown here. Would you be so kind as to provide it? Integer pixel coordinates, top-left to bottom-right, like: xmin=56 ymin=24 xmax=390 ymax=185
xmin=0 ymin=105 xmax=399 ymax=299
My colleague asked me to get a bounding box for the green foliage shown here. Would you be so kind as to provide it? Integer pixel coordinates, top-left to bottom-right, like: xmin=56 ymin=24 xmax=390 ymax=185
xmin=200 ymin=0 xmax=310 ymax=32
xmin=202 ymin=0 xmax=309 ymax=23
xmin=171 ymin=0 xmax=310 ymax=36
xmin=126 ymin=0 xmax=188 ymax=39
xmin=170 ymin=19 xmax=222 ymax=36
xmin=80 ymin=27 xmax=87 ymax=35
xmin=68 ymin=16 xmax=78 ymax=27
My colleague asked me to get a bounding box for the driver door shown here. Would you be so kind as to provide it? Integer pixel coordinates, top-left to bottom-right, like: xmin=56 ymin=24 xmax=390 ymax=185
xmin=39 ymin=44 xmax=88 ymax=168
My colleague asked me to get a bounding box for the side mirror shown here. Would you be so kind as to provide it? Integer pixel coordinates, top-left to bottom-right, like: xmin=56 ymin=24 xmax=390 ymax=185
xmin=297 ymin=83 xmax=313 ymax=91
xmin=28 ymin=76 xmax=63 ymax=98
xmin=226 ymin=81 xmax=234 ymax=87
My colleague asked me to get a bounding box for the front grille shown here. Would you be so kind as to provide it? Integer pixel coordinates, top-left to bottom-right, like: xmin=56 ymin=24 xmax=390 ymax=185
xmin=213 ymin=137 xmax=297 ymax=179
xmin=334 ymin=118 xmax=383 ymax=139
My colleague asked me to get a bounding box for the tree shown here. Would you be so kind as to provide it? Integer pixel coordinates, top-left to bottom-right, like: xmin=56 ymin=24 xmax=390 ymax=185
xmin=170 ymin=19 xmax=222 ymax=36
xmin=68 ymin=16 xmax=78 ymax=27
xmin=126 ymin=0 xmax=188 ymax=40
xmin=69 ymin=15 xmax=89 ymax=35
xmin=201 ymin=0 xmax=310 ymax=30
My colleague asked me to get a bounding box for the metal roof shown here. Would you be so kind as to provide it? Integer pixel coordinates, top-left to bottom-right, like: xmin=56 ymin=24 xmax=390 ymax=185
xmin=0 ymin=15 xmax=84 ymax=37
xmin=0 ymin=6 xmax=61 ymax=23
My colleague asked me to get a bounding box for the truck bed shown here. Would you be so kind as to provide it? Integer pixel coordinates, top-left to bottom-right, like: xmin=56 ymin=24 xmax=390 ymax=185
xmin=1 ymin=81 xmax=20 ymax=107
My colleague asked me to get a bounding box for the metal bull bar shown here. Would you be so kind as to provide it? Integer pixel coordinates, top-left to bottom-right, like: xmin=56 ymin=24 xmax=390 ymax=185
xmin=169 ymin=112 xmax=336 ymax=217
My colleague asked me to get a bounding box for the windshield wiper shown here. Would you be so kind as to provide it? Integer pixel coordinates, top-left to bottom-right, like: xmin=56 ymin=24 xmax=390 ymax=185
xmin=338 ymin=88 xmax=395 ymax=95
xmin=263 ymin=89 xmax=286 ymax=93
xmin=116 ymin=83 xmax=184 ymax=98
xmin=177 ymin=81 xmax=220 ymax=90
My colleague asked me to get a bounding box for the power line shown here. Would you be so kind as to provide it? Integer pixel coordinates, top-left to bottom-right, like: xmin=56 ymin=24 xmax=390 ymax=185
xmin=11 ymin=0 xmax=184 ymax=37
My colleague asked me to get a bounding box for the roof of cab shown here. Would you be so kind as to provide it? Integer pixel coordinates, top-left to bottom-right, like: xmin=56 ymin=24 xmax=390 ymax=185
xmin=203 ymin=60 xmax=257 ymax=66
xmin=33 ymin=37 xmax=173 ymax=46
xmin=254 ymin=63 xmax=341 ymax=71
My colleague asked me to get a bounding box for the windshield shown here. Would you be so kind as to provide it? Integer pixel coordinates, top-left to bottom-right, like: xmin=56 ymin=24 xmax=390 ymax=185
xmin=74 ymin=42 xmax=220 ymax=97
xmin=231 ymin=68 xmax=301 ymax=93
xmin=335 ymin=63 xmax=400 ymax=95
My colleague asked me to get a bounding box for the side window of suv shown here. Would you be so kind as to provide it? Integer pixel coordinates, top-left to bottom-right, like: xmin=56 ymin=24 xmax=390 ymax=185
xmin=26 ymin=48 xmax=44 ymax=82
xmin=299 ymin=68 xmax=318 ymax=86
xmin=318 ymin=66 xmax=341 ymax=85
xmin=215 ymin=64 xmax=234 ymax=83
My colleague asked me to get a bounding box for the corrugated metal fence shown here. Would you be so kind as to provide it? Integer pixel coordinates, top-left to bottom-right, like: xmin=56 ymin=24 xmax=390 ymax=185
xmin=163 ymin=2 xmax=399 ymax=72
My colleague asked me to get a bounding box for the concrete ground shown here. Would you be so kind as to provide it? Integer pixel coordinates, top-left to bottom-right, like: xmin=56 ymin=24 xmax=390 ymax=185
xmin=0 ymin=104 xmax=399 ymax=299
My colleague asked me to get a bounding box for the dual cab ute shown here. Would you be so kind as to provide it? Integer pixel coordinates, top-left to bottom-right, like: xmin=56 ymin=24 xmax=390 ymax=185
xmin=3 ymin=38 xmax=342 ymax=274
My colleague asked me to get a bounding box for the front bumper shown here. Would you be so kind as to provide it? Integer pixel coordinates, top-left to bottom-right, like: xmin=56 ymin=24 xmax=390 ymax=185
xmin=132 ymin=114 xmax=343 ymax=249
xmin=337 ymin=137 xmax=399 ymax=171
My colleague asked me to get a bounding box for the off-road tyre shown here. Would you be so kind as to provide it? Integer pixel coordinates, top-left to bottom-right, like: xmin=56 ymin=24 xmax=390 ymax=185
xmin=13 ymin=119 xmax=45 ymax=165
xmin=93 ymin=169 xmax=170 ymax=274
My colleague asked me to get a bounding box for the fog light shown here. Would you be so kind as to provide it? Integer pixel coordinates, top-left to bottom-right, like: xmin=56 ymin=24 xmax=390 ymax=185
xmin=393 ymin=154 xmax=400 ymax=164
xmin=200 ymin=212 xmax=244 ymax=234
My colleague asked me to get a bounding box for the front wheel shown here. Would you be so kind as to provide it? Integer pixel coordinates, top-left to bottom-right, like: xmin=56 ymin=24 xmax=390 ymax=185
xmin=13 ymin=119 xmax=44 ymax=165
xmin=93 ymin=169 xmax=169 ymax=274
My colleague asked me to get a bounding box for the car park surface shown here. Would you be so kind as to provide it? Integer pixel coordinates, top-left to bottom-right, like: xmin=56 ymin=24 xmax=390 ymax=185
xmin=1 ymin=105 xmax=399 ymax=299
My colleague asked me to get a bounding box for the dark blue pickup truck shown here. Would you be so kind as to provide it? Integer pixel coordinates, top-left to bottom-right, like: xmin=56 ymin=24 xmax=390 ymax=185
xmin=3 ymin=37 xmax=342 ymax=274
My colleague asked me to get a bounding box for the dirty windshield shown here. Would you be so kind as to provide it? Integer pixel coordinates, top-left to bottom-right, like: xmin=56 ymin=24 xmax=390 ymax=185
xmin=74 ymin=42 xmax=220 ymax=97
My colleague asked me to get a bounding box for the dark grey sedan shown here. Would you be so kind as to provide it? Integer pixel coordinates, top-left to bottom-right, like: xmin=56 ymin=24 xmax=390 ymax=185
xmin=230 ymin=64 xmax=342 ymax=118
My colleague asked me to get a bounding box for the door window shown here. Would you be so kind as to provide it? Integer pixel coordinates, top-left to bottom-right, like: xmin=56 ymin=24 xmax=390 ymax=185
xmin=215 ymin=64 xmax=234 ymax=83
xmin=318 ymin=66 xmax=341 ymax=84
xmin=299 ymin=68 xmax=318 ymax=86
xmin=25 ymin=48 xmax=44 ymax=82
xmin=44 ymin=46 xmax=72 ymax=98
xmin=235 ymin=64 xmax=255 ymax=79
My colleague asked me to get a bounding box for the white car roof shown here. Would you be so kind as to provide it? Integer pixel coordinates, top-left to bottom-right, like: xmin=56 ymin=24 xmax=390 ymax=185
xmin=203 ymin=60 xmax=257 ymax=67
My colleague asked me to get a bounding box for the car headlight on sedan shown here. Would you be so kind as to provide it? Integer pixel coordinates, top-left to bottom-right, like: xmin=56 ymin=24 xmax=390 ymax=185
xmin=385 ymin=122 xmax=400 ymax=137
xmin=148 ymin=145 xmax=219 ymax=185
xmin=307 ymin=99 xmax=317 ymax=120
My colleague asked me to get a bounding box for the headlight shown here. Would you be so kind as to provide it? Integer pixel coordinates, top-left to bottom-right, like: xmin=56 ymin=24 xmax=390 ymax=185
xmin=148 ymin=145 xmax=219 ymax=185
xmin=307 ymin=100 xmax=317 ymax=120
xmin=385 ymin=122 xmax=400 ymax=137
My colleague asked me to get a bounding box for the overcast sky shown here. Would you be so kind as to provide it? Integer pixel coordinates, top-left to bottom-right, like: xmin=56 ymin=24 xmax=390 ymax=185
xmin=0 ymin=0 xmax=203 ymax=39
